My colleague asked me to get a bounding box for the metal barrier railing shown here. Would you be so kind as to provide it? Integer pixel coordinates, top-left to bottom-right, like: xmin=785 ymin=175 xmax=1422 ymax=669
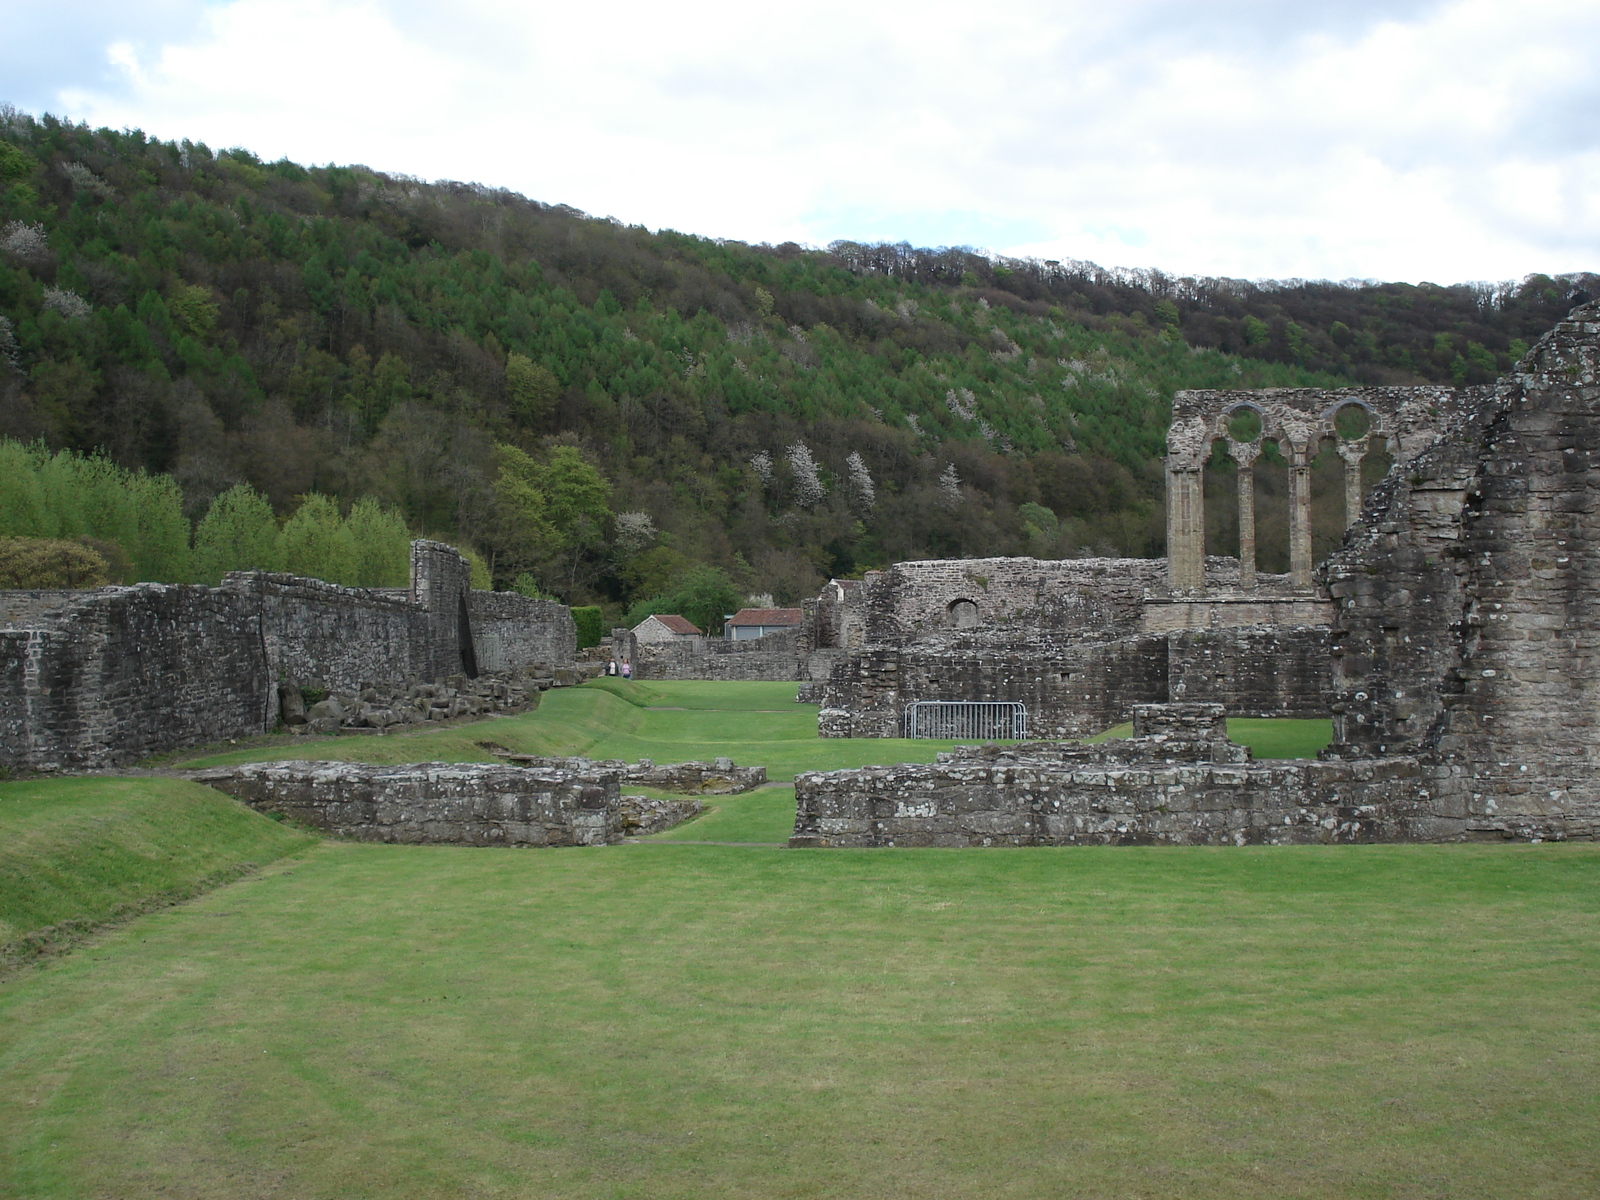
xmin=903 ymin=701 xmax=1027 ymax=741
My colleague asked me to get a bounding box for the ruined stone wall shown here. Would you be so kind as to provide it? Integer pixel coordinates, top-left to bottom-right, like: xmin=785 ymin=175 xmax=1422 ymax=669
xmin=468 ymin=592 xmax=576 ymax=673
xmin=634 ymin=627 xmax=810 ymax=681
xmin=814 ymin=554 xmax=1333 ymax=737
xmin=0 ymin=584 xmax=269 ymax=770
xmin=791 ymin=736 xmax=1452 ymax=848
xmin=193 ymin=760 xmax=698 ymax=846
xmin=491 ymin=753 xmax=766 ymax=794
xmin=410 ymin=539 xmax=476 ymax=680
xmin=859 ymin=556 xmax=1166 ymax=642
xmin=1324 ymin=301 xmax=1600 ymax=839
xmin=1167 ymin=626 xmax=1330 ymax=717
xmin=230 ymin=572 xmax=426 ymax=694
xmin=819 ymin=634 xmax=1170 ymax=738
xmin=0 ymin=542 xmax=577 ymax=772
xmin=0 ymin=591 xmax=83 ymax=627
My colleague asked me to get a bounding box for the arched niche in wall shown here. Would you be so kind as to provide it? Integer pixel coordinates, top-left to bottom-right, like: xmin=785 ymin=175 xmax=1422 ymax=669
xmin=947 ymin=598 xmax=980 ymax=629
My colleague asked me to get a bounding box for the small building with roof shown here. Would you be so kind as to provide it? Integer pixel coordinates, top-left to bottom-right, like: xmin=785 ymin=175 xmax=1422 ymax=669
xmin=631 ymin=613 xmax=702 ymax=644
xmin=724 ymin=607 xmax=804 ymax=640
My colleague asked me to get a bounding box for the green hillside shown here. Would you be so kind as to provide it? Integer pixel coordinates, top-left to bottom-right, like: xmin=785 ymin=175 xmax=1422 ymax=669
xmin=1 ymin=108 xmax=1593 ymax=605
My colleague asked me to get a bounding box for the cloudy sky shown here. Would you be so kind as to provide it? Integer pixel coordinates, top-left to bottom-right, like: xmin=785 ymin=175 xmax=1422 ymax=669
xmin=4 ymin=0 xmax=1596 ymax=284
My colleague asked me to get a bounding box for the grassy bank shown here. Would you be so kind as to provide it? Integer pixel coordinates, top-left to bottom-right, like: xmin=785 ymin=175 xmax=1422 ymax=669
xmin=0 ymin=777 xmax=317 ymax=967
xmin=1 ymin=839 xmax=1596 ymax=1198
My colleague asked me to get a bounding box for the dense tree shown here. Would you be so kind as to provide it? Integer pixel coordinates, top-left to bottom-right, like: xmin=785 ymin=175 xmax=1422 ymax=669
xmin=192 ymin=483 xmax=282 ymax=583
xmin=0 ymin=536 xmax=108 ymax=587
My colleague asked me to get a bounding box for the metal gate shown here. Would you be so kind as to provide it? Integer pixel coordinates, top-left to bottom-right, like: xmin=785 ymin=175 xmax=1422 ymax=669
xmin=903 ymin=701 xmax=1027 ymax=741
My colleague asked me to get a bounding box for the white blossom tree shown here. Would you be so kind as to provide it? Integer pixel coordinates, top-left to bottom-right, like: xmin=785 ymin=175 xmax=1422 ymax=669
xmin=612 ymin=511 xmax=657 ymax=557
xmin=786 ymin=442 xmax=826 ymax=508
xmin=845 ymin=451 xmax=875 ymax=510
xmin=938 ymin=463 xmax=963 ymax=506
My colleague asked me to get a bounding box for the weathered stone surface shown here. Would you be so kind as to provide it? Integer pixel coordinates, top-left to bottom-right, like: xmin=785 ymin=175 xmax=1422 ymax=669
xmin=1320 ymin=301 xmax=1600 ymax=841
xmin=797 ymin=305 xmax=1600 ymax=848
xmin=792 ymin=726 xmax=1444 ymax=848
xmin=814 ymin=555 xmax=1334 ymax=738
xmin=489 ymin=753 xmax=766 ymax=794
xmin=191 ymin=760 xmax=701 ymax=846
xmin=0 ymin=541 xmax=577 ymax=771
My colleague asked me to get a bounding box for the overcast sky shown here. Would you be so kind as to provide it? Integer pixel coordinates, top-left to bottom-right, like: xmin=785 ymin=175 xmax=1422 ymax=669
xmin=4 ymin=0 xmax=1595 ymax=284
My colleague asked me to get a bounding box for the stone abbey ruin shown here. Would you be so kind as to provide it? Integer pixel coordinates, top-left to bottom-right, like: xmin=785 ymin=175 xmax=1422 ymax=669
xmin=794 ymin=301 xmax=1600 ymax=846
xmin=3 ymin=304 xmax=1599 ymax=849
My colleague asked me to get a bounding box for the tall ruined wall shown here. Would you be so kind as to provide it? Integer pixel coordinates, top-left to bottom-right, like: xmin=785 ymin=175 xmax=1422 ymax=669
xmin=1 ymin=542 xmax=577 ymax=772
xmin=0 ymin=591 xmax=84 ymax=627
xmin=469 ymin=592 xmax=576 ymax=673
xmin=820 ymin=634 xmax=1169 ymax=738
xmin=230 ymin=572 xmax=427 ymax=693
xmin=410 ymin=539 xmax=476 ymax=680
xmin=0 ymin=584 xmax=269 ymax=770
xmin=859 ymin=556 xmax=1165 ymax=642
xmin=1326 ymin=301 xmax=1600 ymax=840
xmin=814 ymin=555 xmax=1328 ymax=737
xmin=1167 ymin=626 xmax=1329 ymax=717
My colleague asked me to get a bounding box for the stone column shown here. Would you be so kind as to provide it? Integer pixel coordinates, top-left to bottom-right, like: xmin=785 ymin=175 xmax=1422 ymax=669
xmin=1164 ymin=461 xmax=1205 ymax=592
xmin=1228 ymin=440 xmax=1260 ymax=591
xmin=1337 ymin=436 xmax=1369 ymax=530
xmin=1287 ymin=449 xmax=1314 ymax=591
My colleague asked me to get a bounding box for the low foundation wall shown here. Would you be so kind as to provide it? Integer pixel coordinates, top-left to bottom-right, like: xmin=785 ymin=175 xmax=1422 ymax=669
xmin=791 ymin=743 xmax=1459 ymax=848
xmin=193 ymin=760 xmax=701 ymax=846
xmin=491 ymin=753 xmax=766 ymax=794
xmin=793 ymin=706 xmax=1529 ymax=848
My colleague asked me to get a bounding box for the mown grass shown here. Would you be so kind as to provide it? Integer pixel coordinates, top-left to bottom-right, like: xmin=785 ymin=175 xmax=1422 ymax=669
xmin=1094 ymin=716 xmax=1334 ymax=759
xmin=0 ymin=777 xmax=316 ymax=963
xmin=176 ymin=680 xmax=974 ymax=781
xmin=4 ymin=683 xmax=1584 ymax=1198
xmin=1 ymin=840 xmax=1596 ymax=1198
xmin=646 ymin=787 xmax=800 ymax=843
xmin=177 ymin=680 xmax=1334 ymax=779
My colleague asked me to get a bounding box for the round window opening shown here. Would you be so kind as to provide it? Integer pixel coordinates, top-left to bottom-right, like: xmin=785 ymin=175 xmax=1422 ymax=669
xmin=949 ymin=599 xmax=980 ymax=629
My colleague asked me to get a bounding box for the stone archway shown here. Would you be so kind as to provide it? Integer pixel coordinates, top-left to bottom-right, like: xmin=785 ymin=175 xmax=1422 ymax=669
xmin=1163 ymin=386 xmax=1449 ymax=594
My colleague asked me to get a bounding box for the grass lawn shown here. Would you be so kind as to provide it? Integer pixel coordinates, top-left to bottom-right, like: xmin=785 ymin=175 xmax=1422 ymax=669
xmin=175 ymin=679 xmax=976 ymax=781
xmin=176 ymin=680 xmax=1334 ymax=778
xmin=1092 ymin=716 xmax=1333 ymax=759
xmin=0 ymin=777 xmax=316 ymax=962
xmin=3 ymin=682 xmax=1593 ymax=1198
xmin=1 ymin=840 xmax=1597 ymax=1198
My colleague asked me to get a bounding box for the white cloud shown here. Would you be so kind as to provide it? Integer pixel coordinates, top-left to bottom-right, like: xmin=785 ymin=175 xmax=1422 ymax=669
xmin=29 ymin=0 xmax=1600 ymax=282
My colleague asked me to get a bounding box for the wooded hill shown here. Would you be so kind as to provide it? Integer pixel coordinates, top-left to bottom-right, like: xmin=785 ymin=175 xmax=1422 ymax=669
xmin=0 ymin=107 xmax=1593 ymax=608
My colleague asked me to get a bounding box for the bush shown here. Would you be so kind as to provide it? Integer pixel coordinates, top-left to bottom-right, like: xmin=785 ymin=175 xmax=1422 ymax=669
xmin=0 ymin=537 xmax=109 ymax=588
xmin=571 ymin=605 xmax=604 ymax=649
